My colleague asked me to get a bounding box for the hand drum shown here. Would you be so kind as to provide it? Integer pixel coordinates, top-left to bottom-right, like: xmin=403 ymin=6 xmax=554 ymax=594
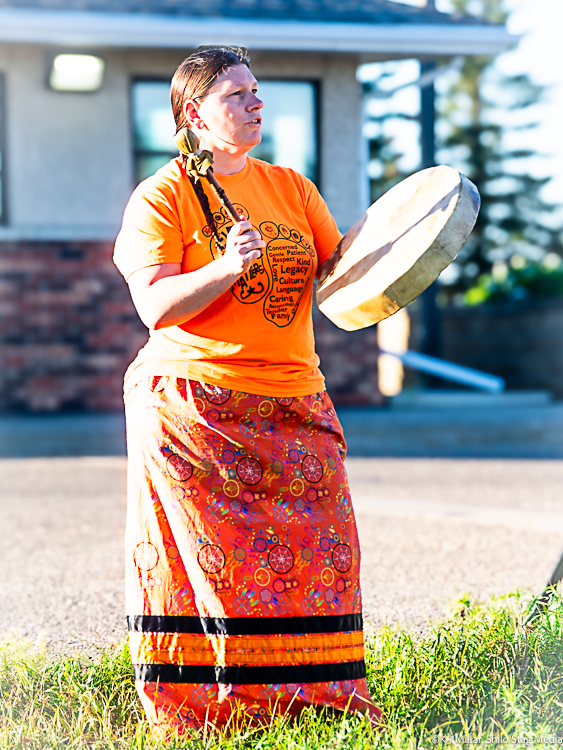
xmin=316 ymin=165 xmax=480 ymax=331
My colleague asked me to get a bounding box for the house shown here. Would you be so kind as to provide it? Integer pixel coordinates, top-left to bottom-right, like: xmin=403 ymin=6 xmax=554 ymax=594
xmin=0 ymin=0 xmax=514 ymax=411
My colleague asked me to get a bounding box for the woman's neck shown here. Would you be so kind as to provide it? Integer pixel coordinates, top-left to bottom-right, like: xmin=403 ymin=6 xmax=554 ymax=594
xmin=211 ymin=149 xmax=248 ymax=176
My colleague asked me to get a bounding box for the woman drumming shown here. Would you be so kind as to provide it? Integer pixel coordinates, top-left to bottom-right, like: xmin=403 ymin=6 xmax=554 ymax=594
xmin=114 ymin=45 xmax=380 ymax=733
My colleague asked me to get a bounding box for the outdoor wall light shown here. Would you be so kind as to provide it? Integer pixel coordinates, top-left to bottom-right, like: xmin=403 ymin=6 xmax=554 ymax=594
xmin=49 ymin=54 xmax=105 ymax=92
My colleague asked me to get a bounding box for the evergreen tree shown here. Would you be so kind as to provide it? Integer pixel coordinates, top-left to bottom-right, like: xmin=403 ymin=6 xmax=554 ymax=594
xmin=435 ymin=0 xmax=562 ymax=300
xmin=363 ymin=0 xmax=562 ymax=303
xmin=361 ymin=61 xmax=422 ymax=204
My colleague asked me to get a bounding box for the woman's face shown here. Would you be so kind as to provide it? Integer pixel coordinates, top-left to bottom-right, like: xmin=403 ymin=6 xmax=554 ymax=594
xmin=186 ymin=64 xmax=263 ymax=155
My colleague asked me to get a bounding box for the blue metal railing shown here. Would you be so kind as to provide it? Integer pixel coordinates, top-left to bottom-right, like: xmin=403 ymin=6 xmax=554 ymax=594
xmin=380 ymin=349 xmax=505 ymax=393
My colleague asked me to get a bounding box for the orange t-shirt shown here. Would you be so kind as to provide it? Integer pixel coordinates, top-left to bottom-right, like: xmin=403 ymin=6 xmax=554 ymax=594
xmin=114 ymin=156 xmax=342 ymax=397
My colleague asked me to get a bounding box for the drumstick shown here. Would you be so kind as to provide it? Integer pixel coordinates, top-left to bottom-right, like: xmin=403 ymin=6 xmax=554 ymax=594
xmin=174 ymin=127 xmax=242 ymax=224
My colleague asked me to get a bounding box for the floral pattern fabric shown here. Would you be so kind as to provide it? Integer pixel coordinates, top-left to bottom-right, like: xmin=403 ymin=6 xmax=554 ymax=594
xmin=125 ymin=376 xmax=380 ymax=731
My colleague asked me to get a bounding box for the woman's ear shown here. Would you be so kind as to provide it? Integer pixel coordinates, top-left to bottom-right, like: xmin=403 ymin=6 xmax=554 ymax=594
xmin=183 ymin=99 xmax=202 ymax=130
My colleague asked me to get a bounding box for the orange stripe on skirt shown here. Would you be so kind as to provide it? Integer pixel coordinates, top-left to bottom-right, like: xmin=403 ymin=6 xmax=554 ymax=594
xmin=124 ymin=376 xmax=380 ymax=731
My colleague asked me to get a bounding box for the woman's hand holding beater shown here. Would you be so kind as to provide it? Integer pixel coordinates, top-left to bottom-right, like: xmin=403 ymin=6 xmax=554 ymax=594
xmin=220 ymin=220 xmax=265 ymax=276
xmin=127 ymin=220 xmax=265 ymax=330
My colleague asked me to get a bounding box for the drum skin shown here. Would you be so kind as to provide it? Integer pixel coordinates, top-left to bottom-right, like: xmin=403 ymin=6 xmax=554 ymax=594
xmin=316 ymin=165 xmax=480 ymax=331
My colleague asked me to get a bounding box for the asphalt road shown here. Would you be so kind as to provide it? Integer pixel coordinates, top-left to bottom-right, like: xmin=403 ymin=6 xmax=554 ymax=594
xmin=1 ymin=455 xmax=562 ymax=656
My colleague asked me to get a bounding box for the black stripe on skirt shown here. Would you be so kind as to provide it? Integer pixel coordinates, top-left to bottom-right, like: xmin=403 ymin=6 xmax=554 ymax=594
xmin=133 ymin=660 xmax=367 ymax=685
xmin=127 ymin=613 xmax=363 ymax=636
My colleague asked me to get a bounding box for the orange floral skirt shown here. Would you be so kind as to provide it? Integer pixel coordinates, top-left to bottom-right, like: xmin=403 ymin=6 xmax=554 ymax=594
xmin=124 ymin=376 xmax=380 ymax=731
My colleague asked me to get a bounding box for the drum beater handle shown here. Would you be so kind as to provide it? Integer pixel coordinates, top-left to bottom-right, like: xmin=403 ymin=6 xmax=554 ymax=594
xmin=174 ymin=127 xmax=242 ymax=225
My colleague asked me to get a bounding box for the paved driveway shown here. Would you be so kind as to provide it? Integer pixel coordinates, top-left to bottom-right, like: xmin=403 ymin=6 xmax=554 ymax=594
xmin=1 ymin=454 xmax=562 ymax=656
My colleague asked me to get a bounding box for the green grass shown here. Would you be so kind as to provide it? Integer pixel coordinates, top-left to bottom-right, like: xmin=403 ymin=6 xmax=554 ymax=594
xmin=2 ymin=592 xmax=563 ymax=748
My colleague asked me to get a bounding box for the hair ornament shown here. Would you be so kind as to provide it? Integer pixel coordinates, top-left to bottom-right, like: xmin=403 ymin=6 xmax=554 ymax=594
xmin=174 ymin=127 xmax=214 ymax=182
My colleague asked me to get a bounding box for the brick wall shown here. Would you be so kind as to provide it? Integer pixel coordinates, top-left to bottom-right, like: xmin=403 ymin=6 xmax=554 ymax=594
xmin=313 ymin=303 xmax=383 ymax=406
xmin=0 ymin=241 xmax=148 ymax=411
xmin=0 ymin=241 xmax=382 ymax=411
xmin=442 ymin=298 xmax=563 ymax=398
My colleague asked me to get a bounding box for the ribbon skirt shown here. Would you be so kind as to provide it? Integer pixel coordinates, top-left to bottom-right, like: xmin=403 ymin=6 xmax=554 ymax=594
xmin=125 ymin=376 xmax=379 ymax=730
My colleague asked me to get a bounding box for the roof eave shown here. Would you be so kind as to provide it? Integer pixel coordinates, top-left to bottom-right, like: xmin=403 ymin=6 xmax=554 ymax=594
xmin=0 ymin=8 xmax=518 ymax=56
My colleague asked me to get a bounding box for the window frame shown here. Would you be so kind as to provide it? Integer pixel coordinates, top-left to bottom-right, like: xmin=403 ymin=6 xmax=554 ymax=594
xmin=130 ymin=75 xmax=177 ymax=186
xmin=130 ymin=75 xmax=321 ymax=187
xmin=0 ymin=73 xmax=7 ymax=225
xmin=253 ymin=77 xmax=321 ymax=187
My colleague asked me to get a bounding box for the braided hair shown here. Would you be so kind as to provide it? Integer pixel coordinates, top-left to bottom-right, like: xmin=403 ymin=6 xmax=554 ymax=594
xmin=188 ymin=174 xmax=225 ymax=254
xmin=171 ymin=46 xmax=251 ymax=253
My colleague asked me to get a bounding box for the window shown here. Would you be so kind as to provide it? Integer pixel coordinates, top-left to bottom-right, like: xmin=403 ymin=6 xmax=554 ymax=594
xmin=250 ymin=81 xmax=318 ymax=184
xmin=131 ymin=79 xmax=319 ymax=185
xmin=0 ymin=74 xmax=5 ymax=224
xmin=132 ymin=80 xmax=177 ymax=184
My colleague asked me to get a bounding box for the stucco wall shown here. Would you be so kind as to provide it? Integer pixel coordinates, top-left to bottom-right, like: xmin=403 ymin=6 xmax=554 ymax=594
xmin=0 ymin=45 xmax=366 ymax=240
xmin=0 ymin=45 xmax=132 ymax=239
